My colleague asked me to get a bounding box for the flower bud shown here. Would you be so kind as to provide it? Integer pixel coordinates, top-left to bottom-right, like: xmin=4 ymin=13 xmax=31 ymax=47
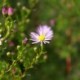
xmin=20 ymin=59 xmax=23 ymax=62
xmin=17 ymin=2 xmax=21 ymax=7
xmin=17 ymin=45 xmax=20 ymax=49
xmin=8 ymin=41 xmax=15 ymax=47
xmin=2 ymin=7 xmax=7 ymax=15
xmin=43 ymin=54 xmax=48 ymax=60
xmin=22 ymin=6 xmax=26 ymax=11
xmin=49 ymin=19 xmax=55 ymax=26
xmin=8 ymin=7 xmax=14 ymax=16
xmin=33 ymin=47 xmax=37 ymax=52
xmin=22 ymin=37 xmax=28 ymax=45
xmin=7 ymin=52 xmax=10 ymax=56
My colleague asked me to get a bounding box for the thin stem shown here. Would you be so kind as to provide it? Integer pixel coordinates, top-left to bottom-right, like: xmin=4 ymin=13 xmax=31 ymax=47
xmin=25 ymin=43 xmax=44 ymax=71
xmin=1 ymin=17 xmax=12 ymax=41
xmin=6 ymin=60 xmax=16 ymax=73
xmin=40 ymin=42 xmax=43 ymax=53
xmin=1 ymin=25 xmax=10 ymax=41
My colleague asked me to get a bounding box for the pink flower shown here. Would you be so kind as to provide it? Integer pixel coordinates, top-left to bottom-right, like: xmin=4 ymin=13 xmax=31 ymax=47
xmin=8 ymin=7 xmax=14 ymax=16
xmin=49 ymin=19 xmax=55 ymax=26
xmin=8 ymin=41 xmax=15 ymax=47
xmin=22 ymin=37 xmax=28 ymax=45
xmin=2 ymin=7 xmax=8 ymax=15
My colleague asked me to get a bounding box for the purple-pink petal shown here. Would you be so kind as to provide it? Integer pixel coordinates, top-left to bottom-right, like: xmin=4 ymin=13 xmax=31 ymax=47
xmin=45 ymin=30 xmax=53 ymax=39
xmin=30 ymin=25 xmax=53 ymax=44
xmin=36 ymin=25 xmax=43 ymax=35
xmin=30 ymin=32 xmax=39 ymax=41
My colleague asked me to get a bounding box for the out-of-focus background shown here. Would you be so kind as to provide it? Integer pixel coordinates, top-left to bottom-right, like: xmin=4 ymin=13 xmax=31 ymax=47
xmin=0 ymin=0 xmax=80 ymax=80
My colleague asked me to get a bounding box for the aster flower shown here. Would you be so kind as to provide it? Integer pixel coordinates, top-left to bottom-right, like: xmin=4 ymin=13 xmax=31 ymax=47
xmin=30 ymin=25 xmax=53 ymax=44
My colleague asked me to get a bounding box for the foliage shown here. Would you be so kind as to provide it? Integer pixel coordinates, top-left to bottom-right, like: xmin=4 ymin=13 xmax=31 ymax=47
xmin=0 ymin=0 xmax=80 ymax=80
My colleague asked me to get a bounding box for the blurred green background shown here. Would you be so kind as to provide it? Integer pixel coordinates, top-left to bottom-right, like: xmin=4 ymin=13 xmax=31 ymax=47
xmin=0 ymin=0 xmax=80 ymax=80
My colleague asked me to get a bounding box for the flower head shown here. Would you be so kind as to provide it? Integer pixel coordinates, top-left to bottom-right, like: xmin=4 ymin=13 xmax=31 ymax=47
xmin=8 ymin=7 xmax=14 ymax=16
xmin=2 ymin=7 xmax=8 ymax=15
xmin=30 ymin=25 xmax=53 ymax=44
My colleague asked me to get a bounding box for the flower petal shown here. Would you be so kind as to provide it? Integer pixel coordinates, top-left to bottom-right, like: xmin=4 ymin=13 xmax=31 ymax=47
xmin=30 ymin=32 xmax=39 ymax=41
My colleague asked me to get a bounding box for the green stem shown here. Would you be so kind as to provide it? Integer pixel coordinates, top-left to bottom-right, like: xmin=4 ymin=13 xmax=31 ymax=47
xmin=40 ymin=42 xmax=43 ymax=53
xmin=6 ymin=60 xmax=16 ymax=73
xmin=25 ymin=43 xmax=44 ymax=71
xmin=1 ymin=17 xmax=12 ymax=41
xmin=1 ymin=25 xmax=10 ymax=41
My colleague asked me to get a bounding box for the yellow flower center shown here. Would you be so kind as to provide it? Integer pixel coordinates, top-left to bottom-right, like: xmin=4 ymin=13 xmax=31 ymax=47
xmin=38 ymin=35 xmax=45 ymax=41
